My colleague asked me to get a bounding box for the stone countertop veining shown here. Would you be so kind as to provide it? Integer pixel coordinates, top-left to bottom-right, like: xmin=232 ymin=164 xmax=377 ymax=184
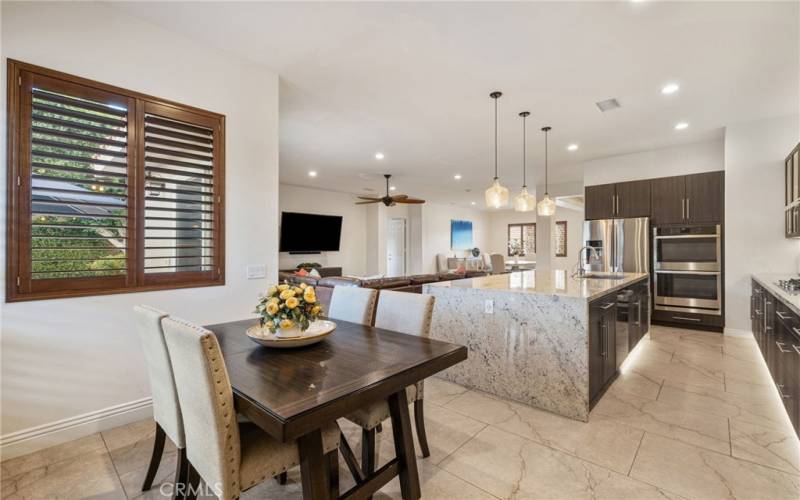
xmin=752 ymin=273 xmax=800 ymax=317
xmin=426 ymin=269 xmax=648 ymax=301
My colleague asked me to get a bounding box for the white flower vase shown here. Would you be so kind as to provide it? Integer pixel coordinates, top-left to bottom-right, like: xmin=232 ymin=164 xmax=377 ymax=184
xmin=276 ymin=325 xmax=303 ymax=338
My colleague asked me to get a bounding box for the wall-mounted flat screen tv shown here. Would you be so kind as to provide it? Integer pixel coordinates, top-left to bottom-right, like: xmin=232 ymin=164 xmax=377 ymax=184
xmin=279 ymin=212 xmax=343 ymax=252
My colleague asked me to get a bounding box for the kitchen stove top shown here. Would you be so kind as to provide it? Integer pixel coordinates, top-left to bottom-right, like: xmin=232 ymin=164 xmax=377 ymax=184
xmin=775 ymin=278 xmax=800 ymax=294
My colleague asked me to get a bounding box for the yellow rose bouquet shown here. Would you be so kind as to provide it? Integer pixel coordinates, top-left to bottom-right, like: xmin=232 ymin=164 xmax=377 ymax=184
xmin=255 ymin=282 xmax=323 ymax=334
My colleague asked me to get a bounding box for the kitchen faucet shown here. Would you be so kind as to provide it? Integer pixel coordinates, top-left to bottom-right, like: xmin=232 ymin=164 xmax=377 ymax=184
xmin=575 ymin=246 xmax=600 ymax=278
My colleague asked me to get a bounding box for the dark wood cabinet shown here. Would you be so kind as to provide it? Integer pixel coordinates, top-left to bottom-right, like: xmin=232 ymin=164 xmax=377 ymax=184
xmin=650 ymin=175 xmax=686 ymax=224
xmin=584 ymin=183 xmax=616 ymax=220
xmin=616 ymin=180 xmax=651 ymax=218
xmin=589 ymin=298 xmax=617 ymax=402
xmin=686 ymin=171 xmax=724 ymax=223
xmin=751 ymin=281 xmax=800 ymax=438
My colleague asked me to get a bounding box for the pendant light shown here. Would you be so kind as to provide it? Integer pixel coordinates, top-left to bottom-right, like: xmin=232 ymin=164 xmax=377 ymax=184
xmin=514 ymin=111 xmax=536 ymax=212
xmin=537 ymin=126 xmax=556 ymax=216
xmin=485 ymin=91 xmax=509 ymax=209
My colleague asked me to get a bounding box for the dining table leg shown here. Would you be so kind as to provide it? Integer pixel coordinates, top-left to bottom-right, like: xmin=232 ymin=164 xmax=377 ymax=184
xmin=388 ymin=389 xmax=421 ymax=500
xmin=298 ymin=428 xmax=331 ymax=500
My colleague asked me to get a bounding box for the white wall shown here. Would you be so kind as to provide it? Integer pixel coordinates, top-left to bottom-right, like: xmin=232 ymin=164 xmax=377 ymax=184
xmin=724 ymin=115 xmax=800 ymax=332
xmin=1 ymin=2 xmax=280 ymax=457
xmin=583 ymin=139 xmax=725 ymax=186
xmin=421 ymin=203 xmax=490 ymax=274
xmin=278 ymin=184 xmax=367 ymax=276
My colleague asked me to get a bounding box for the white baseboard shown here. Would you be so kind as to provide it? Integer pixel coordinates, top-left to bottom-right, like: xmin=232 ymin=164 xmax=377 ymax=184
xmin=0 ymin=397 xmax=153 ymax=461
xmin=723 ymin=327 xmax=754 ymax=339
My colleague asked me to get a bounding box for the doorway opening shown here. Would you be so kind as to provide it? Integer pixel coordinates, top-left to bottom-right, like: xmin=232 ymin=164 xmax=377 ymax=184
xmin=387 ymin=217 xmax=407 ymax=277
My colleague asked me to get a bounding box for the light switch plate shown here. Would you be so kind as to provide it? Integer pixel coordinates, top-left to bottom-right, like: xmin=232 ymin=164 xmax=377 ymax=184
xmin=246 ymin=264 xmax=266 ymax=279
xmin=484 ymin=299 xmax=494 ymax=314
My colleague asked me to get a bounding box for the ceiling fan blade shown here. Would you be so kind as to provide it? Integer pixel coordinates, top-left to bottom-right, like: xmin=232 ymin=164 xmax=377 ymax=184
xmin=355 ymin=200 xmax=380 ymax=205
xmin=394 ymin=198 xmax=426 ymax=204
xmin=391 ymin=194 xmax=409 ymax=199
xmin=357 ymin=196 xmax=381 ymax=201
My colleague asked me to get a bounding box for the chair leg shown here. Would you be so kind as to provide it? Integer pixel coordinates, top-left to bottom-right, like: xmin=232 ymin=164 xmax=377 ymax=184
xmin=376 ymin=423 xmax=383 ymax=433
xmin=141 ymin=422 xmax=166 ymax=491
xmin=184 ymin=461 xmax=201 ymax=500
xmin=339 ymin=432 xmax=364 ymax=484
xmin=173 ymin=447 xmax=188 ymax=500
xmin=414 ymin=399 xmax=431 ymax=458
xmin=361 ymin=427 xmax=377 ymax=476
xmin=327 ymin=450 xmax=340 ymax=498
xmin=275 ymin=472 xmax=288 ymax=485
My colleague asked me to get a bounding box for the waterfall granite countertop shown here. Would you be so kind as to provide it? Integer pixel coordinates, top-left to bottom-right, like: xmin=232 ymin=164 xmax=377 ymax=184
xmin=427 ymin=269 xmax=649 ymax=301
xmin=752 ymin=273 xmax=800 ymax=316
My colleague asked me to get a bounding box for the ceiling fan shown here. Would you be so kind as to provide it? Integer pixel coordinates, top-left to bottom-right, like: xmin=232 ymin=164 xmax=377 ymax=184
xmin=356 ymin=174 xmax=426 ymax=206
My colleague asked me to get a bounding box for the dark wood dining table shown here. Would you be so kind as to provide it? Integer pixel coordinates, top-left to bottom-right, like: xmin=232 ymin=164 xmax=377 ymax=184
xmin=205 ymin=318 xmax=467 ymax=500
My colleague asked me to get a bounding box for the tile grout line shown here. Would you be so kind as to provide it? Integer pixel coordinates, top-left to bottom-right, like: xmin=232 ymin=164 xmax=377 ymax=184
xmin=727 ymin=417 xmax=732 ymax=457
xmin=655 ymin=379 xmax=665 ymax=400
xmin=626 ymin=431 xmax=645 ymax=477
xmin=98 ymin=431 xmax=129 ymax=498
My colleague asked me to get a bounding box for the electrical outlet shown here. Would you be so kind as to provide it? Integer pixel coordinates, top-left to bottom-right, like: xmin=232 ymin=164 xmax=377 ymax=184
xmin=484 ymin=299 xmax=494 ymax=314
xmin=246 ymin=264 xmax=266 ymax=279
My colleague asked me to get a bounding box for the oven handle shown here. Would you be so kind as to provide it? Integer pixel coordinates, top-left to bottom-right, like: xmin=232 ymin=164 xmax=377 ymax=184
xmin=654 ymin=234 xmax=720 ymax=240
xmin=655 ymin=270 xmax=721 ymax=275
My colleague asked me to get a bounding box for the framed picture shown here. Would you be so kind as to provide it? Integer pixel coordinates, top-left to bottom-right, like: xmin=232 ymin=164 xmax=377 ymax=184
xmin=450 ymin=219 xmax=473 ymax=249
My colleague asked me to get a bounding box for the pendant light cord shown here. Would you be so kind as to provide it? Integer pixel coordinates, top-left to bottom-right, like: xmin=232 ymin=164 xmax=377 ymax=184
xmin=542 ymin=126 xmax=551 ymax=195
xmin=494 ymin=96 xmax=499 ymax=180
xmin=522 ymin=114 xmax=527 ymax=187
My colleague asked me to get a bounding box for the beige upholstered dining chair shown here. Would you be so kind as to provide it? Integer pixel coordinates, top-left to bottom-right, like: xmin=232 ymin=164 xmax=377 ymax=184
xmin=134 ymin=305 xmax=187 ymax=495
xmin=490 ymin=253 xmax=506 ymax=274
xmin=344 ymin=290 xmax=435 ymax=476
xmin=327 ymin=286 xmax=378 ymax=325
xmin=161 ymin=317 xmax=341 ymax=500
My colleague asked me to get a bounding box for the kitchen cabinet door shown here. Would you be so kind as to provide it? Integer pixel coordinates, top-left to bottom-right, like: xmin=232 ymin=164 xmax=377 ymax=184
xmin=601 ymin=302 xmax=617 ymax=386
xmin=686 ymin=171 xmax=724 ymax=223
xmin=616 ymin=179 xmax=651 ymax=218
xmin=585 ymin=183 xmax=616 ymax=220
xmin=589 ymin=304 xmax=606 ymax=401
xmin=650 ymin=176 xmax=685 ymax=224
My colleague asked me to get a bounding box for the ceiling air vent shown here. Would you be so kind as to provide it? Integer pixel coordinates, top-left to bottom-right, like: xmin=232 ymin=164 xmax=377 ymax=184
xmin=596 ymin=98 xmax=621 ymax=112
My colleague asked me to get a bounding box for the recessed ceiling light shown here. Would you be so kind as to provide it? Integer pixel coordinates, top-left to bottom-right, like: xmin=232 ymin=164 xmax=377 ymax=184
xmin=470 ymin=201 xmax=476 ymax=206
xmin=308 ymin=171 xmax=317 ymax=177
xmin=674 ymin=122 xmax=689 ymax=130
xmin=596 ymin=98 xmax=621 ymax=112
xmin=389 ymin=185 xmax=396 ymax=191
xmin=454 ymin=174 xmax=462 ymax=180
xmin=661 ymin=83 xmax=680 ymax=95
xmin=567 ymin=144 xmax=579 ymax=152
xmin=374 ymin=152 xmax=384 ymax=160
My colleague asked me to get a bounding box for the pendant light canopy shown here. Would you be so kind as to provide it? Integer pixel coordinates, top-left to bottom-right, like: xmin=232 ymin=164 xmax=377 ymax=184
xmin=537 ymin=126 xmax=556 ymax=216
xmin=485 ymin=91 xmax=509 ymax=209
xmin=514 ymin=111 xmax=536 ymax=212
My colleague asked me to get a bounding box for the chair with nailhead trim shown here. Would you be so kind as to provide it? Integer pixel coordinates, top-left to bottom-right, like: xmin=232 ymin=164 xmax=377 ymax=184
xmin=134 ymin=305 xmax=187 ymax=496
xmin=327 ymin=286 xmax=378 ymax=326
xmin=343 ymin=290 xmax=435 ymax=478
xmin=161 ymin=316 xmax=341 ymax=500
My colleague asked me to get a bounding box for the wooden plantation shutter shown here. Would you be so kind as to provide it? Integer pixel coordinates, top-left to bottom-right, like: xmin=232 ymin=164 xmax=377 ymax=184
xmin=140 ymin=103 xmax=223 ymax=285
xmin=19 ymin=72 xmax=136 ymax=295
xmin=7 ymin=60 xmax=225 ymax=301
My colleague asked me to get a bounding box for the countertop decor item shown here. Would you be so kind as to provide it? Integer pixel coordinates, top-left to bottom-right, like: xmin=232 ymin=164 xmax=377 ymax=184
xmin=254 ymin=282 xmax=323 ymax=338
xmin=537 ymin=126 xmax=557 ymax=216
xmin=485 ymin=91 xmax=509 ymax=208
xmin=514 ymin=111 xmax=536 ymax=212
xmin=471 ymin=247 xmax=481 ymax=257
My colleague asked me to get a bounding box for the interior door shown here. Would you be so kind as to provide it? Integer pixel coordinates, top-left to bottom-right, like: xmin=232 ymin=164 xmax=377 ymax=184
xmin=651 ymin=176 xmax=686 ymax=225
xmin=585 ymin=184 xmax=616 ymax=220
xmin=616 ymin=180 xmax=651 ymax=218
xmin=386 ymin=218 xmax=407 ymax=277
xmin=686 ymin=171 xmax=724 ymax=223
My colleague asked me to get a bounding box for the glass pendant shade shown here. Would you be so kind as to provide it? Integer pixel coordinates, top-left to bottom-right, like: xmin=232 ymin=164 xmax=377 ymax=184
xmin=485 ymin=178 xmax=510 ymax=209
xmin=514 ymin=186 xmax=536 ymax=212
xmin=537 ymin=193 xmax=556 ymax=216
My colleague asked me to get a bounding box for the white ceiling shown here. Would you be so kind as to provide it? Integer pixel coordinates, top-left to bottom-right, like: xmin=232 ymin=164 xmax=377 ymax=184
xmin=113 ymin=1 xmax=798 ymax=208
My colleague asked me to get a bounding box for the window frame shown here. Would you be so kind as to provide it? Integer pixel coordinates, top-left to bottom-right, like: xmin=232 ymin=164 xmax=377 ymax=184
xmin=507 ymin=222 xmax=536 ymax=257
xmin=6 ymin=60 xmax=226 ymax=302
xmin=555 ymin=220 xmax=568 ymax=257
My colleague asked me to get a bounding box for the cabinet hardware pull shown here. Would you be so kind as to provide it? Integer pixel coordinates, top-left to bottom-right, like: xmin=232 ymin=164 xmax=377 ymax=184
xmin=776 ymin=341 xmax=791 ymax=353
xmin=776 ymin=311 xmax=791 ymax=320
xmin=672 ymin=316 xmax=701 ymax=322
xmin=792 ymin=327 xmax=800 ymax=336
xmin=793 ymin=344 xmax=800 ymax=355
xmin=681 ymin=198 xmax=685 ymax=220
xmin=686 ymin=198 xmax=690 ymax=219
xmin=599 ymin=302 xmax=615 ymax=310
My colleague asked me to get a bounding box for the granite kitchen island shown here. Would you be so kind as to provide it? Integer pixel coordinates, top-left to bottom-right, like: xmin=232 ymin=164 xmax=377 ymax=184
xmin=423 ymin=269 xmax=649 ymax=421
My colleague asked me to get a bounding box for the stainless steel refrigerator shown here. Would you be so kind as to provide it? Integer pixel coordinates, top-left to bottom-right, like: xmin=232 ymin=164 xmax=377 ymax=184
xmin=583 ymin=217 xmax=650 ymax=370
xmin=582 ymin=217 xmax=650 ymax=274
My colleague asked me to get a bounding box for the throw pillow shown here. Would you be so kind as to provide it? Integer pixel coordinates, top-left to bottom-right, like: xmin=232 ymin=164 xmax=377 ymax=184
xmin=295 ymin=268 xmax=309 ymax=277
xmin=308 ymin=268 xmax=321 ymax=278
